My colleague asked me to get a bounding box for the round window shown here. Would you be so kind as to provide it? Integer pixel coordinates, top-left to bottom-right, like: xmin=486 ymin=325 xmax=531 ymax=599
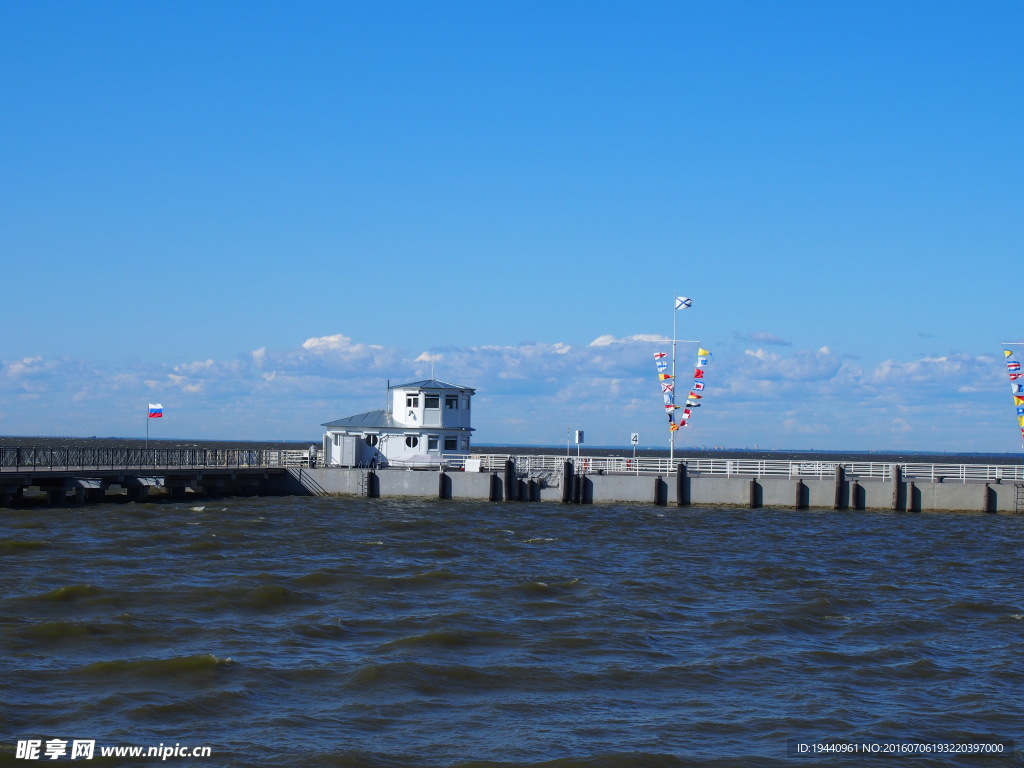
xmin=405 ymin=436 xmax=419 ymax=448
xmin=365 ymin=435 xmax=378 ymax=447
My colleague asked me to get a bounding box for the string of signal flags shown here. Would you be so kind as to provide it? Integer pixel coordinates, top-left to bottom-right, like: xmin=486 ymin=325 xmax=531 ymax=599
xmin=654 ymin=296 xmax=710 ymax=433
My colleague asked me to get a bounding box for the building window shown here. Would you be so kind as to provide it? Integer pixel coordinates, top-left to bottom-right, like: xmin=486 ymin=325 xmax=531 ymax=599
xmin=406 ymin=395 xmax=419 ymax=408
xmin=444 ymin=436 xmax=458 ymax=451
xmin=462 ymin=397 xmax=470 ymax=410
xmin=460 ymin=437 xmax=469 ymax=450
xmin=427 ymin=436 xmax=438 ymax=450
xmin=425 ymin=395 xmax=439 ymax=409
xmin=445 ymin=396 xmax=458 ymax=409
xmin=365 ymin=435 xmax=378 ymax=447
xmin=405 ymin=435 xmax=419 ymax=448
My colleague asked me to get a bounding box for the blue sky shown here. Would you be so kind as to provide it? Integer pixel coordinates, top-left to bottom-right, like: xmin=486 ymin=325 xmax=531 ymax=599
xmin=1 ymin=1 xmax=1021 ymax=451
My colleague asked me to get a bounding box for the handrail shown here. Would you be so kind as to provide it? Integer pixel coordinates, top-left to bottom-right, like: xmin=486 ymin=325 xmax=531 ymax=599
xmin=463 ymin=454 xmax=1024 ymax=483
xmin=0 ymin=446 xmax=317 ymax=471
xmin=3 ymin=446 xmax=1021 ymax=483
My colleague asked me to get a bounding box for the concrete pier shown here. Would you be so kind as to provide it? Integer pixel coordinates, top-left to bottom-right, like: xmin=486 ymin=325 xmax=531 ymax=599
xmin=2 ymin=451 xmax=1023 ymax=514
xmin=274 ymin=465 xmax=1024 ymax=514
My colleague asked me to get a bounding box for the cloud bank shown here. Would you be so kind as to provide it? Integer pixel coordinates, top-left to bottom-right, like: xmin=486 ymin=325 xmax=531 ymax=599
xmin=0 ymin=333 xmax=1011 ymax=451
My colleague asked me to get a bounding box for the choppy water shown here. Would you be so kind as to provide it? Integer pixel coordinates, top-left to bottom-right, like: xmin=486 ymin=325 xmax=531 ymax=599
xmin=2 ymin=497 xmax=1022 ymax=767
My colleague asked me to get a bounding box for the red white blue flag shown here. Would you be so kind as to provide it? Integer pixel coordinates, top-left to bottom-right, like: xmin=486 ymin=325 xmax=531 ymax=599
xmin=148 ymin=403 xmax=163 ymax=418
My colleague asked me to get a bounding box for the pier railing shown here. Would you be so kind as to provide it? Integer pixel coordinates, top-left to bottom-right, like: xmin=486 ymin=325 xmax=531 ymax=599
xmin=463 ymin=454 xmax=1024 ymax=483
xmin=0 ymin=446 xmax=314 ymax=471
xmin=3 ymin=446 xmax=1020 ymax=484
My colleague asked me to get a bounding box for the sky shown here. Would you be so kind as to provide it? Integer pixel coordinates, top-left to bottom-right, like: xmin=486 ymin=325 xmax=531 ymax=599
xmin=1 ymin=1 xmax=1022 ymax=451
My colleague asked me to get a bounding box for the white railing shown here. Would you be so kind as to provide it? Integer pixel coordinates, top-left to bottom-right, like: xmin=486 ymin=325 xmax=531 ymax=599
xmin=460 ymin=454 xmax=1024 ymax=483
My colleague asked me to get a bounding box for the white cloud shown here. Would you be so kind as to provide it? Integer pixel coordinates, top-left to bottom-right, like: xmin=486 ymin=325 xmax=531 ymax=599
xmin=736 ymin=331 xmax=791 ymax=346
xmin=301 ymin=333 xmax=355 ymax=351
xmin=589 ymin=334 xmax=666 ymax=347
xmin=741 ymin=346 xmax=843 ymax=382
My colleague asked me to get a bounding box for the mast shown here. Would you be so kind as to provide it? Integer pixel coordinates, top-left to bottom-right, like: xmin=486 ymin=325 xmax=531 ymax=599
xmin=670 ymin=292 xmax=678 ymax=462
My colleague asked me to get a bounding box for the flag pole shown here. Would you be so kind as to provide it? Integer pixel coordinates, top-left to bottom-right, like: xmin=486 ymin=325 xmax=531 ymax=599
xmin=670 ymin=292 xmax=677 ymax=464
xmin=146 ymin=405 xmax=149 ymax=450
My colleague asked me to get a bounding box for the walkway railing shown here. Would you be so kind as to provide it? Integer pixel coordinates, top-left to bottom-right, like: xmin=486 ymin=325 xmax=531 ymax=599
xmin=460 ymin=454 xmax=1024 ymax=483
xmin=0 ymin=446 xmax=314 ymax=471
xmin=4 ymin=447 xmax=1020 ymax=484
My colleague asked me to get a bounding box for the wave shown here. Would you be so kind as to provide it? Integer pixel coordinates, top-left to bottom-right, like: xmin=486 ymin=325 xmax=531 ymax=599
xmin=6 ymin=619 xmax=97 ymax=647
xmin=74 ymin=653 xmax=233 ymax=679
xmin=127 ymin=688 xmax=249 ymax=721
xmin=346 ymin=661 xmax=493 ymax=695
xmin=174 ymin=583 xmax=321 ymax=613
xmin=293 ymin=620 xmax=351 ymax=640
xmin=0 ymin=539 xmax=48 ymax=555
xmin=854 ymin=657 xmax=969 ymax=682
xmin=363 ymin=569 xmax=461 ymax=590
xmin=378 ymin=628 xmax=508 ymax=651
xmin=510 ymin=577 xmax=582 ymax=595
xmin=239 ymin=584 xmax=315 ymax=611
xmin=941 ymin=599 xmax=1022 ymax=617
xmin=293 ymin=569 xmax=345 ymax=587
xmin=4 ymin=616 xmax=161 ymax=650
xmin=38 ymin=583 xmax=106 ymax=601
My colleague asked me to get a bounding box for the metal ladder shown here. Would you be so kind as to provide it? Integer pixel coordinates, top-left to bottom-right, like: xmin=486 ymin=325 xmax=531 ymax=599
xmin=1015 ymin=484 xmax=1024 ymax=514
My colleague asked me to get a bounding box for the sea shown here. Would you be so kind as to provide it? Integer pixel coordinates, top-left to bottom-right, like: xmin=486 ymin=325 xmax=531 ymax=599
xmin=2 ymin=439 xmax=1023 ymax=766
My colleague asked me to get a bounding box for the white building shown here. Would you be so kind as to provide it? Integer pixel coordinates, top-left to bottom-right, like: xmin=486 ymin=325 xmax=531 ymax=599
xmin=322 ymin=379 xmax=475 ymax=467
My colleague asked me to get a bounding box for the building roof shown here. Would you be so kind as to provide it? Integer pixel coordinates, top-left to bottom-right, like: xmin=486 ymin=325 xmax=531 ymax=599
xmin=392 ymin=379 xmax=475 ymax=392
xmin=322 ymin=409 xmax=403 ymax=430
